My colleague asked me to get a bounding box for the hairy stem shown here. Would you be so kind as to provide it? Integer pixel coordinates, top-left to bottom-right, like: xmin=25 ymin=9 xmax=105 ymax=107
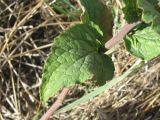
xmin=40 ymin=88 xmax=69 ymax=120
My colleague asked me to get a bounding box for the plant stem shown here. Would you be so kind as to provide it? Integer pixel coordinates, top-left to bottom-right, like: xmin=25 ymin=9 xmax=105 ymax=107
xmin=40 ymin=21 xmax=141 ymax=120
xmin=40 ymin=88 xmax=69 ymax=120
xmin=105 ymin=22 xmax=141 ymax=49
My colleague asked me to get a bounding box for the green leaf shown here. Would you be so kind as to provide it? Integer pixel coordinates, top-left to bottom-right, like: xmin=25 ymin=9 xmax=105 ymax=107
xmin=138 ymin=0 xmax=160 ymax=34
xmin=40 ymin=24 xmax=114 ymax=103
xmin=125 ymin=24 xmax=160 ymax=60
xmin=123 ymin=0 xmax=141 ymax=23
xmin=80 ymin=0 xmax=113 ymax=42
xmin=56 ymin=59 xmax=144 ymax=113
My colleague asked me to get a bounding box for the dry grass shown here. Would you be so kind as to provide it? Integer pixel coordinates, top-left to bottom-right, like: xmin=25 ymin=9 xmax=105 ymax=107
xmin=0 ymin=0 xmax=80 ymax=119
xmin=54 ymin=46 xmax=160 ymax=120
xmin=0 ymin=0 xmax=160 ymax=120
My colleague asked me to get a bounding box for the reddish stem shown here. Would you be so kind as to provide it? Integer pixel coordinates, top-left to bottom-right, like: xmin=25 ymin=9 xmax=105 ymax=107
xmin=40 ymin=21 xmax=141 ymax=120
xmin=40 ymin=88 xmax=69 ymax=120
xmin=105 ymin=22 xmax=141 ymax=49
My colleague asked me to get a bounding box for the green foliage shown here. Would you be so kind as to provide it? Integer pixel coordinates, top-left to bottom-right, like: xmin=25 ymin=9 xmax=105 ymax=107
xmin=40 ymin=24 xmax=114 ymax=103
xmin=125 ymin=24 xmax=160 ymax=60
xmin=40 ymin=0 xmax=115 ymax=104
xmin=80 ymin=0 xmax=113 ymax=41
xmin=138 ymin=0 xmax=160 ymax=34
xmin=123 ymin=0 xmax=160 ymax=60
xmin=123 ymin=0 xmax=160 ymax=33
xmin=40 ymin=0 xmax=160 ymax=104
xmin=123 ymin=0 xmax=141 ymax=23
xmin=56 ymin=59 xmax=144 ymax=113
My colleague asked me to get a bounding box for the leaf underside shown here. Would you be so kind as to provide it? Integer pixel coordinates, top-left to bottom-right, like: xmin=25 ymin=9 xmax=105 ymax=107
xmin=123 ymin=0 xmax=160 ymax=60
xmin=40 ymin=24 xmax=114 ymax=103
xmin=125 ymin=24 xmax=160 ymax=61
